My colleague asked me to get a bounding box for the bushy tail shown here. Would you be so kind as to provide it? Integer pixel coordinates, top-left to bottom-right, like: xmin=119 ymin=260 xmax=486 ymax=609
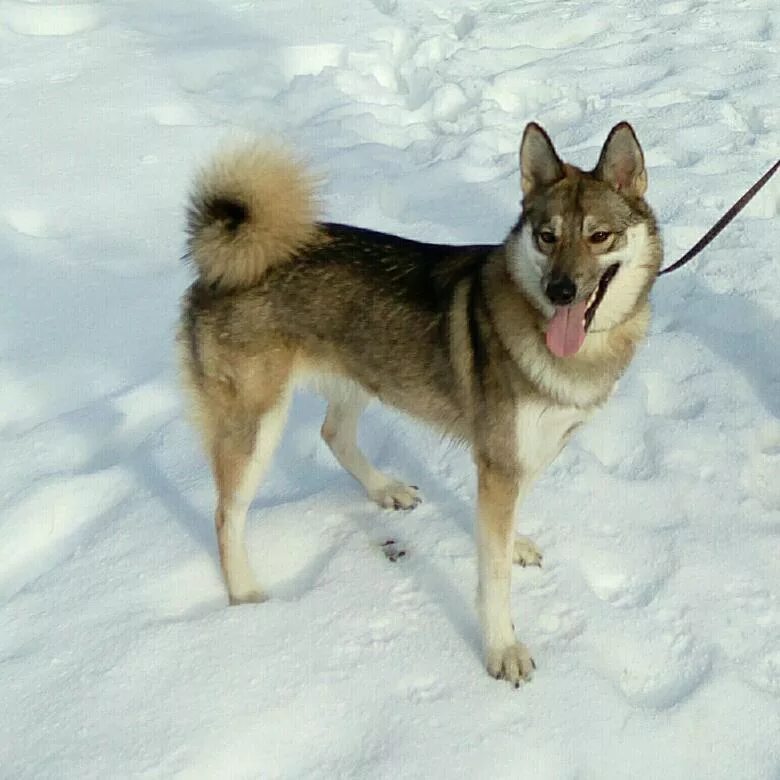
xmin=186 ymin=144 xmax=318 ymax=290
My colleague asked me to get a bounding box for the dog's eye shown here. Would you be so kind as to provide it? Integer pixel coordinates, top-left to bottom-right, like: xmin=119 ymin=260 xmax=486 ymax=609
xmin=589 ymin=231 xmax=611 ymax=244
xmin=538 ymin=231 xmax=557 ymax=245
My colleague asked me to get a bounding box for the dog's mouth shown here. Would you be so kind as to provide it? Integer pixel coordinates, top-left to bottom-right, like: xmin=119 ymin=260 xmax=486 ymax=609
xmin=545 ymin=263 xmax=620 ymax=358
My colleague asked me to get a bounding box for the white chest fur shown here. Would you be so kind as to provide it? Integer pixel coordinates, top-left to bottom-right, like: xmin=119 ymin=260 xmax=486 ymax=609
xmin=515 ymin=400 xmax=588 ymax=478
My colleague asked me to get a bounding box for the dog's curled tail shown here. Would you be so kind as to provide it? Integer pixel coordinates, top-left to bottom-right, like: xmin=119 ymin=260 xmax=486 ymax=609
xmin=186 ymin=144 xmax=318 ymax=290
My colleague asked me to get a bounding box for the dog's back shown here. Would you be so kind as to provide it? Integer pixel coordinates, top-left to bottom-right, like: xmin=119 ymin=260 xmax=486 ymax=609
xmin=180 ymin=145 xmax=499 ymax=436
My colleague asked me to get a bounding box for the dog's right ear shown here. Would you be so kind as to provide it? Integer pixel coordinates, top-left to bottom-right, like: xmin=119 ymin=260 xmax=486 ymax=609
xmin=520 ymin=123 xmax=565 ymax=197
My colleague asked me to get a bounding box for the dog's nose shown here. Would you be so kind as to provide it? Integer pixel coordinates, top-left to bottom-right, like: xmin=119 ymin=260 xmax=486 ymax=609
xmin=546 ymin=275 xmax=577 ymax=306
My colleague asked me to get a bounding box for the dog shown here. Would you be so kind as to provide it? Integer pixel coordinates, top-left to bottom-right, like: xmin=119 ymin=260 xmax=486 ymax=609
xmin=178 ymin=122 xmax=661 ymax=686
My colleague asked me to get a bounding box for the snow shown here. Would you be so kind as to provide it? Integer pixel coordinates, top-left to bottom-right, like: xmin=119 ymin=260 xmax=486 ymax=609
xmin=1 ymin=0 xmax=779 ymax=777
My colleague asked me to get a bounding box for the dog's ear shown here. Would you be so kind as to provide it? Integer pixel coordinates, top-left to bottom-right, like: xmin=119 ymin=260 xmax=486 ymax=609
xmin=594 ymin=122 xmax=647 ymax=197
xmin=520 ymin=123 xmax=565 ymax=197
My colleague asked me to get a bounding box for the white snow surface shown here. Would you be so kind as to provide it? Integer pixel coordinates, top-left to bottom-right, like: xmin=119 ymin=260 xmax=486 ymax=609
xmin=2 ymin=1 xmax=779 ymax=777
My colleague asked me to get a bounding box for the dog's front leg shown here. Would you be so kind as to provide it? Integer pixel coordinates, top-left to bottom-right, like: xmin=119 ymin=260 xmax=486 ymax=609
xmin=476 ymin=458 xmax=535 ymax=686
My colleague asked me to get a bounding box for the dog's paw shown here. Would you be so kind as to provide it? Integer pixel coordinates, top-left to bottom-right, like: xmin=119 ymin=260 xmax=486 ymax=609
xmin=513 ymin=535 xmax=543 ymax=567
xmin=486 ymin=642 xmax=536 ymax=687
xmin=228 ymin=589 xmax=268 ymax=606
xmin=369 ymin=482 xmax=421 ymax=510
xmin=380 ymin=538 xmax=407 ymax=562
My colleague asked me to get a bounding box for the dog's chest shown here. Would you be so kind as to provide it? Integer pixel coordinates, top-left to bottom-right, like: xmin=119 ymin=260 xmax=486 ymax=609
xmin=514 ymin=400 xmax=588 ymax=476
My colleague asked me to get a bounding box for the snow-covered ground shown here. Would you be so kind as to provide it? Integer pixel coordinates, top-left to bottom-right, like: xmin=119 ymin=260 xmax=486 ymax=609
xmin=2 ymin=1 xmax=779 ymax=777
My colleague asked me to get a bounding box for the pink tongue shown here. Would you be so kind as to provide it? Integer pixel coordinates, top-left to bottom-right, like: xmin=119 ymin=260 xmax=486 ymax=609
xmin=545 ymin=300 xmax=589 ymax=358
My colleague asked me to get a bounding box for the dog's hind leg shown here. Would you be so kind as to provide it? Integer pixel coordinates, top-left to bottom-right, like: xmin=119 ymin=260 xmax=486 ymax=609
xmin=210 ymin=388 xmax=291 ymax=605
xmin=320 ymin=384 xmax=421 ymax=510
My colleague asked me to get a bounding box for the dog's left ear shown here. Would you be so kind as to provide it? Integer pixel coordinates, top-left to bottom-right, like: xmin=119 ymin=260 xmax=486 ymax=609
xmin=594 ymin=122 xmax=647 ymax=197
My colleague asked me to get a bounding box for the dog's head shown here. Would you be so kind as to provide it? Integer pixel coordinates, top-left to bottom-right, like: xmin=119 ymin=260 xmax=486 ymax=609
xmin=507 ymin=122 xmax=662 ymax=358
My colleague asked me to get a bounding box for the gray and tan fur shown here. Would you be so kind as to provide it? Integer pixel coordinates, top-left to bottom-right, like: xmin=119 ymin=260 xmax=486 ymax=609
xmin=178 ymin=122 xmax=661 ymax=686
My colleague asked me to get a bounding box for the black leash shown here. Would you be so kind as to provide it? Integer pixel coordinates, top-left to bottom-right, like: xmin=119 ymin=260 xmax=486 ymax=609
xmin=658 ymin=158 xmax=780 ymax=277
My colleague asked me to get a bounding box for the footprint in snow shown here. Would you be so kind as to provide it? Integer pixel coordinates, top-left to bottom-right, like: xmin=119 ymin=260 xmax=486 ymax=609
xmin=743 ymin=421 xmax=780 ymax=510
xmin=148 ymin=103 xmax=210 ymax=128
xmin=1 ymin=1 xmax=102 ymax=36
xmin=595 ymin=607 xmax=712 ymax=710
xmin=536 ymin=602 xmax=586 ymax=641
xmin=370 ymin=0 xmax=397 ymax=15
xmin=717 ymin=574 xmax=780 ymax=695
xmin=751 ymin=649 xmax=780 ymax=695
xmin=578 ymin=541 xmax=676 ymax=609
xmin=657 ymin=0 xmax=696 ymax=15
xmin=0 ymin=469 xmax=133 ymax=600
xmin=3 ymin=208 xmax=63 ymax=239
xmin=453 ymin=13 xmax=476 ymax=41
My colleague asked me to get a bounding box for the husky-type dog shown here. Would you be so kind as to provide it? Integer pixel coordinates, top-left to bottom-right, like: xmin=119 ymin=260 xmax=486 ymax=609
xmin=178 ymin=122 xmax=661 ymax=685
